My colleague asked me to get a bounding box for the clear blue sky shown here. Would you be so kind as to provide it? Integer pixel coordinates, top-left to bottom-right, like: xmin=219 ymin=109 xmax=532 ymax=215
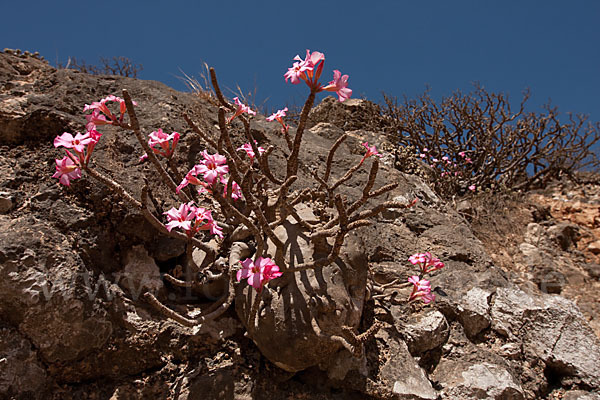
xmin=3 ymin=1 xmax=599 ymax=124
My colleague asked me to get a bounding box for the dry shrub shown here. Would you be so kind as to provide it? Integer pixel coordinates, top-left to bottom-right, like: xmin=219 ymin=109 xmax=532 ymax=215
xmin=383 ymin=84 xmax=600 ymax=198
xmin=59 ymin=56 xmax=143 ymax=78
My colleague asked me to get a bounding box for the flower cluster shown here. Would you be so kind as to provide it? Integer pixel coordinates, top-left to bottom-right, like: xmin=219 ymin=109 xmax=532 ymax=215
xmin=408 ymin=276 xmax=435 ymax=303
xmin=418 ymin=148 xmax=475 ymax=192
xmin=177 ymin=151 xmax=242 ymax=200
xmin=236 ymin=257 xmax=282 ymax=291
xmin=84 ymin=95 xmax=136 ymax=130
xmin=52 ymin=129 xmax=102 ymax=185
xmin=283 ymin=49 xmax=352 ymax=102
xmin=141 ymin=128 xmax=180 ymax=160
xmin=164 ymin=201 xmax=223 ymax=238
xmin=407 ymin=252 xmax=445 ymax=303
xmin=408 ymin=252 xmax=445 ymax=274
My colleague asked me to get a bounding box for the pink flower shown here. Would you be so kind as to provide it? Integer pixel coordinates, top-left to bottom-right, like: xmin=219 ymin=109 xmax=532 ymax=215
xmin=88 ymin=129 xmax=102 ymax=143
xmin=409 ymin=253 xmax=427 ymax=265
xmin=54 ymin=132 xmax=93 ymax=154
xmin=323 ymin=70 xmax=352 ymax=102
xmin=85 ymin=110 xmax=109 ymax=130
xmin=419 ymin=153 xmax=426 ymax=158
xmin=468 ymin=185 xmax=476 ymax=191
xmin=221 ymin=177 xmax=243 ymax=200
xmin=284 ymin=50 xmax=325 ymax=89
xmin=262 ymin=258 xmax=283 ymax=282
xmin=362 ymin=142 xmax=382 ymax=159
xmin=192 ymin=207 xmax=223 ymax=238
xmin=266 ymin=107 xmax=288 ymax=123
xmin=83 ymin=99 xmax=114 ymax=120
xmin=409 ymin=252 xmax=445 ymax=274
xmin=465 ymin=157 xmax=473 ymax=164
xmin=408 ymin=275 xmax=429 ymax=288
xmin=284 ymin=60 xmax=311 ymax=84
xmin=303 ymin=50 xmax=325 ymax=82
xmin=83 ymin=129 xmax=102 ymax=164
xmin=408 ymin=275 xmax=434 ymax=303
xmin=305 ymin=50 xmax=325 ymax=68
xmin=237 ymin=257 xmax=282 ymax=291
xmin=266 ymin=107 xmax=289 ymax=133
xmin=164 ymin=202 xmax=195 ymax=233
xmin=83 ymin=95 xmax=137 ymax=124
xmin=459 ymin=151 xmax=466 ymax=158
xmin=423 ymin=148 xmax=429 ymax=152
xmin=197 ymin=151 xmax=229 ymax=184
xmin=201 ymin=219 xmax=223 ymax=238
xmin=198 ymin=177 xmax=242 ymax=201
xmin=148 ymin=128 xmax=180 ymax=158
xmin=422 ymin=253 xmax=445 ymax=274
xmin=442 ymin=156 xmax=449 ymax=161
xmin=52 ymin=156 xmax=82 ymax=186
xmin=228 ymin=97 xmax=256 ymax=124
xmin=237 ymin=258 xmax=263 ymax=290
xmin=164 ymin=203 xmax=223 ymax=238
xmin=177 ymin=165 xmax=204 ymax=193
xmin=237 ymin=142 xmax=265 ymax=162
xmin=421 ymin=292 xmax=436 ymax=304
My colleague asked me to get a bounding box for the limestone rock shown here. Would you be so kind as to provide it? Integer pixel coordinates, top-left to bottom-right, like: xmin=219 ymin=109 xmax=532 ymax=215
xmin=492 ymin=286 xmax=600 ymax=388
xmin=307 ymin=96 xmax=384 ymax=132
xmin=457 ymin=287 xmax=492 ymax=338
xmin=563 ymin=390 xmax=600 ymax=400
xmin=308 ymin=122 xmax=344 ymax=140
xmin=588 ymin=241 xmax=600 ymax=255
xmin=0 ymin=191 xmax=14 ymax=213
xmin=397 ymin=309 xmax=450 ymax=355
xmin=376 ymin=329 xmax=438 ymax=400
xmin=118 ymin=245 xmax=163 ymax=298
xmin=0 ymin=215 xmax=113 ymax=364
xmin=434 ymin=361 xmax=524 ymax=400
xmin=0 ymin=326 xmax=48 ymax=399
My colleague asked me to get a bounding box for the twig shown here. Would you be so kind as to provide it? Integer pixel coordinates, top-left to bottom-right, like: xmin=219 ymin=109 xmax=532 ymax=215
xmin=183 ymin=113 xmax=218 ymax=150
xmin=121 ymin=89 xmax=190 ymax=203
xmin=286 ymin=90 xmax=316 ymax=180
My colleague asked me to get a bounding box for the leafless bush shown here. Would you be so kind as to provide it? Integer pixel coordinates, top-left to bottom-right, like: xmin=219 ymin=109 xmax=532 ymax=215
xmin=59 ymin=56 xmax=143 ymax=78
xmin=383 ymin=84 xmax=600 ymax=197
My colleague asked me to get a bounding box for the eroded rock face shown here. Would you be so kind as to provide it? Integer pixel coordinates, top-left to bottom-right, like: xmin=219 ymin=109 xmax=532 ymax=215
xmin=375 ymin=329 xmax=439 ymax=400
xmin=490 ymin=286 xmax=600 ymax=389
xmin=307 ymin=95 xmax=385 ymax=132
xmin=433 ymin=361 xmax=525 ymax=400
xmin=0 ymin=215 xmax=113 ymax=364
xmin=396 ymin=309 xmax=450 ymax=355
xmin=0 ymin=326 xmax=48 ymax=399
xmin=457 ymin=287 xmax=492 ymax=338
xmin=235 ymin=215 xmax=368 ymax=372
xmin=118 ymin=245 xmax=163 ymax=297
xmin=2 ymin=51 xmax=600 ymax=399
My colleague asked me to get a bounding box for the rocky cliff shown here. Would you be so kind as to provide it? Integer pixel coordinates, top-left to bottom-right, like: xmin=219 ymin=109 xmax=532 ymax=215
xmin=0 ymin=50 xmax=599 ymax=400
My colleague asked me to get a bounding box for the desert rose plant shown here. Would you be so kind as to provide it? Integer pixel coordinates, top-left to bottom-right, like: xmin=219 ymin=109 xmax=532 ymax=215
xmin=52 ymin=50 xmax=430 ymax=354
